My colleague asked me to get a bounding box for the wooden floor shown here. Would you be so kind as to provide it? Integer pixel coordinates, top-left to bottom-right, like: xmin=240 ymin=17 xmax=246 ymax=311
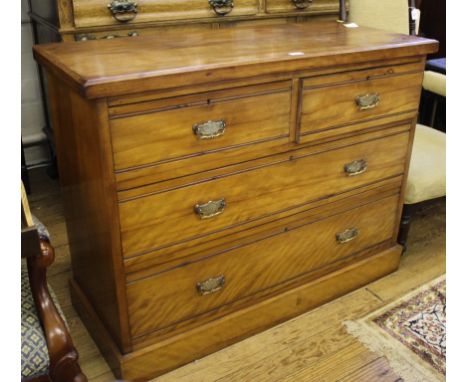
xmin=27 ymin=168 xmax=446 ymax=382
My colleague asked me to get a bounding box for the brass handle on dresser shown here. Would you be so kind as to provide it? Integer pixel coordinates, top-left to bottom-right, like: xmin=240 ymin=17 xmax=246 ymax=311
xmin=208 ymin=0 xmax=234 ymax=15
xmin=355 ymin=93 xmax=380 ymax=110
xmin=197 ymin=275 xmax=226 ymax=296
xmin=292 ymin=0 xmax=313 ymax=9
xmin=193 ymin=120 xmax=226 ymax=139
xmin=336 ymin=228 xmax=359 ymax=244
xmin=344 ymin=159 xmax=368 ymax=176
xmin=194 ymin=198 xmax=226 ymax=219
xmin=108 ymin=0 xmax=138 ymax=22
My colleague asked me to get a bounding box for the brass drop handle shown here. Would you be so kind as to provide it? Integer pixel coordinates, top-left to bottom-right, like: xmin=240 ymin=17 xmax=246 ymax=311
xmin=292 ymin=0 xmax=313 ymax=9
xmin=336 ymin=228 xmax=359 ymax=244
xmin=355 ymin=93 xmax=380 ymax=110
xmin=209 ymin=0 xmax=234 ymax=15
xmin=197 ymin=275 xmax=226 ymax=295
xmin=194 ymin=198 xmax=226 ymax=219
xmin=344 ymin=159 xmax=368 ymax=176
xmin=108 ymin=0 xmax=138 ymax=22
xmin=193 ymin=120 xmax=226 ymax=139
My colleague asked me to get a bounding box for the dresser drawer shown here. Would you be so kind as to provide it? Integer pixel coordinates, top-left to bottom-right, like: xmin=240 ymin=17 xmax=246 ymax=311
xmin=127 ymin=193 xmax=399 ymax=338
xmin=265 ymin=0 xmax=341 ymax=14
xmin=110 ymin=82 xmax=291 ymax=171
xmin=72 ymin=0 xmax=260 ymax=28
xmin=299 ymin=65 xmax=423 ymax=140
xmin=119 ymin=130 xmax=409 ymax=256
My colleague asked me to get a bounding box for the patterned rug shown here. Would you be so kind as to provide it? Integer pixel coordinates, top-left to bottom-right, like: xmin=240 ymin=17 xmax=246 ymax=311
xmin=345 ymin=276 xmax=446 ymax=382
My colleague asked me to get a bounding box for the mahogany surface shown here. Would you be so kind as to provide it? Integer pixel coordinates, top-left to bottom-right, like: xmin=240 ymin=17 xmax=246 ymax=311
xmin=34 ymin=21 xmax=438 ymax=379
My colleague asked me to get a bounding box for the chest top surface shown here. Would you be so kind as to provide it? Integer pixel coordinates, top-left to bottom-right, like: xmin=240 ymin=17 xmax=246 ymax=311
xmin=33 ymin=20 xmax=437 ymax=98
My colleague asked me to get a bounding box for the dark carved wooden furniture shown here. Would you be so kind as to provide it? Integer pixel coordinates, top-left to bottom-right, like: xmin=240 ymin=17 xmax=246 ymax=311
xmin=33 ymin=21 xmax=437 ymax=380
xmin=416 ymin=0 xmax=446 ymax=59
xmin=21 ymin=184 xmax=87 ymax=382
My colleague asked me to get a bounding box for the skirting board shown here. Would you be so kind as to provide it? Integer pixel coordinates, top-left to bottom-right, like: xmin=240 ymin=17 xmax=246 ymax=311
xmin=70 ymin=245 xmax=402 ymax=380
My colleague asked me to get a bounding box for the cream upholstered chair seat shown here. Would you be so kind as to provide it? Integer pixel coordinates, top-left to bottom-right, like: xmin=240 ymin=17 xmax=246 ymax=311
xmin=423 ymin=71 xmax=446 ymax=97
xmin=405 ymin=124 xmax=446 ymax=204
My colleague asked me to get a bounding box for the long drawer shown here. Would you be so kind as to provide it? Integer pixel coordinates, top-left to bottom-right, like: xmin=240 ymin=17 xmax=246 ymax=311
xmin=119 ymin=130 xmax=410 ymax=256
xmin=127 ymin=193 xmax=399 ymax=338
xmin=72 ymin=0 xmax=260 ymax=28
xmin=266 ymin=0 xmax=342 ymax=14
xmin=110 ymin=82 xmax=291 ymax=171
xmin=299 ymin=64 xmax=423 ymax=141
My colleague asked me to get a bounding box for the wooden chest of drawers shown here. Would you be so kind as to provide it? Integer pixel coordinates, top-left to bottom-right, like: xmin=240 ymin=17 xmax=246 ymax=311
xmin=29 ymin=0 xmax=348 ymax=41
xmin=33 ymin=21 xmax=437 ymax=380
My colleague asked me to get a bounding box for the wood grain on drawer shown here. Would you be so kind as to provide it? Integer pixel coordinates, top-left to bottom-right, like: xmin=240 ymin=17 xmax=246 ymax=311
xmin=119 ymin=130 xmax=410 ymax=256
xmin=300 ymin=66 xmax=423 ymax=139
xmin=127 ymin=194 xmax=399 ymax=338
xmin=72 ymin=0 xmax=260 ymax=28
xmin=265 ymin=0 xmax=343 ymax=14
xmin=110 ymin=82 xmax=291 ymax=171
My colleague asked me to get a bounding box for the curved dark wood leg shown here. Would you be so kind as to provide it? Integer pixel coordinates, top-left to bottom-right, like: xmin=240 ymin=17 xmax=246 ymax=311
xmin=27 ymin=240 xmax=87 ymax=382
xmin=397 ymin=204 xmax=414 ymax=253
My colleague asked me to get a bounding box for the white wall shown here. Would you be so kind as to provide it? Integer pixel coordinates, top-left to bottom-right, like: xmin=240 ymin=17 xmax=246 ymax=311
xmin=21 ymin=0 xmax=49 ymax=166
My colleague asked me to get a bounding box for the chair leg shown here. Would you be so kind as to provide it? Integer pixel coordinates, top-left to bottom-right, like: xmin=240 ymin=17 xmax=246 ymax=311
xmin=28 ymin=240 xmax=87 ymax=382
xmin=429 ymin=96 xmax=439 ymax=128
xmin=398 ymin=204 xmax=414 ymax=252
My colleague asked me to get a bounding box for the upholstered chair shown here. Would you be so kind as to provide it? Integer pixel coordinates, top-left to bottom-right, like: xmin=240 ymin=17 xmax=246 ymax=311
xmin=21 ymin=183 xmax=87 ymax=382
xmin=348 ymin=0 xmax=410 ymax=34
xmin=348 ymin=1 xmax=446 ymax=249
xmin=398 ymin=75 xmax=446 ymax=249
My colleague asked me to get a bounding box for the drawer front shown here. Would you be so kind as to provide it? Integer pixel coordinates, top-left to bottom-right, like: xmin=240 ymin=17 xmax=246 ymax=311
xmin=119 ymin=130 xmax=409 ymax=256
xmin=110 ymin=82 xmax=291 ymax=171
xmin=72 ymin=0 xmax=260 ymax=28
xmin=300 ymin=68 xmax=423 ymax=139
xmin=265 ymin=0 xmax=341 ymax=14
xmin=127 ymin=194 xmax=399 ymax=338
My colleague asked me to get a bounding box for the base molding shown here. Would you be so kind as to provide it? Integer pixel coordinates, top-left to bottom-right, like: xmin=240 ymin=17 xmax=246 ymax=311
xmin=70 ymin=245 xmax=402 ymax=380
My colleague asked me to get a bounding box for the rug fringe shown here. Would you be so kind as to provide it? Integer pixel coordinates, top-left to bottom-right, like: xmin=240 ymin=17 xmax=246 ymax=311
xmin=344 ymin=318 xmax=444 ymax=382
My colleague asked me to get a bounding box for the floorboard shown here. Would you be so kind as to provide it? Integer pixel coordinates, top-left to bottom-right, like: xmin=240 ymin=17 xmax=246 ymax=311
xmin=27 ymin=168 xmax=446 ymax=382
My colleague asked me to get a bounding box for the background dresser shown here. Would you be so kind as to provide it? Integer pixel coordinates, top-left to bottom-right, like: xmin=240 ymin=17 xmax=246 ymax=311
xmin=29 ymin=0 xmax=349 ymax=42
xmin=33 ymin=21 xmax=437 ymax=380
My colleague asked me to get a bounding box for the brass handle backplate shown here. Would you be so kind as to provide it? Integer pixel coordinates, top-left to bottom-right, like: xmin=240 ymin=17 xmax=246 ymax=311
xmin=292 ymin=0 xmax=313 ymax=9
xmin=194 ymin=198 xmax=226 ymax=219
xmin=209 ymin=0 xmax=234 ymax=15
xmin=108 ymin=0 xmax=138 ymax=22
xmin=197 ymin=275 xmax=225 ymax=295
xmin=336 ymin=228 xmax=359 ymax=244
xmin=193 ymin=120 xmax=226 ymax=139
xmin=344 ymin=159 xmax=368 ymax=176
xmin=355 ymin=93 xmax=380 ymax=110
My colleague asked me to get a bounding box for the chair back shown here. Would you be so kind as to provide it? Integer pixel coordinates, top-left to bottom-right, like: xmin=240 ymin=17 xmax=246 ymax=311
xmin=349 ymin=0 xmax=410 ymax=35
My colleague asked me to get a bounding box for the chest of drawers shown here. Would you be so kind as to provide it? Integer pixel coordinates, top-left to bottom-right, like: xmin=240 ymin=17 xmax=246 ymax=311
xmin=33 ymin=21 xmax=437 ymax=380
xmin=29 ymin=0 xmax=348 ymax=41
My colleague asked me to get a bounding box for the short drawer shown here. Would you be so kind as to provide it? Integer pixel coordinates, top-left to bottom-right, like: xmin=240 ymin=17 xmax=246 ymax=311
xmin=127 ymin=193 xmax=399 ymax=338
xmin=299 ymin=64 xmax=423 ymax=140
xmin=110 ymin=82 xmax=291 ymax=171
xmin=119 ymin=129 xmax=410 ymax=256
xmin=265 ymin=0 xmax=341 ymax=14
xmin=72 ymin=0 xmax=260 ymax=28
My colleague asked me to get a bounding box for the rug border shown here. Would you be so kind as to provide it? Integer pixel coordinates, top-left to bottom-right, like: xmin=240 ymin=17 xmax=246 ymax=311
xmin=344 ymin=275 xmax=446 ymax=382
